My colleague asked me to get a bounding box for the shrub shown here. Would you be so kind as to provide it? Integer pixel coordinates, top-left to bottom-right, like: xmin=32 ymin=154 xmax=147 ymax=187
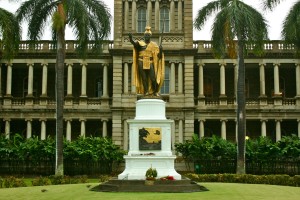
xmin=32 ymin=176 xmax=51 ymax=186
xmin=3 ymin=176 xmax=26 ymax=188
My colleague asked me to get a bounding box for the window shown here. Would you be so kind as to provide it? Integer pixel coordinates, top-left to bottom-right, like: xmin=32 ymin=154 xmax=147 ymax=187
xmin=160 ymin=65 xmax=170 ymax=94
xmin=137 ymin=7 xmax=147 ymax=33
xmin=204 ymin=77 xmax=213 ymax=97
xmin=160 ymin=7 xmax=170 ymax=32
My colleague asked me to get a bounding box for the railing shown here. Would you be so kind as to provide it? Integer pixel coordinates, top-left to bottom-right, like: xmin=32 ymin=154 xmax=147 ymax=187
xmin=194 ymin=159 xmax=300 ymax=176
xmin=18 ymin=40 xmax=114 ymax=53
xmin=0 ymin=158 xmax=113 ymax=176
xmin=201 ymin=97 xmax=296 ymax=106
xmin=193 ymin=40 xmax=295 ymax=53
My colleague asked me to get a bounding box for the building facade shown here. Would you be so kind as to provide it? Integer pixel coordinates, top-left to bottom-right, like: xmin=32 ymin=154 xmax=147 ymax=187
xmin=1 ymin=0 xmax=300 ymax=150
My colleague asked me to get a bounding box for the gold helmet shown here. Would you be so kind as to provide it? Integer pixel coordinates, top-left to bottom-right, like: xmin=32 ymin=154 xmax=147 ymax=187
xmin=144 ymin=26 xmax=152 ymax=35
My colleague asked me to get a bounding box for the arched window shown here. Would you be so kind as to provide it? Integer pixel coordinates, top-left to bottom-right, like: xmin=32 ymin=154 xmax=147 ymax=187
xmin=160 ymin=7 xmax=170 ymax=32
xmin=160 ymin=65 xmax=170 ymax=94
xmin=137 ymin=7 xmax=147 ymax=33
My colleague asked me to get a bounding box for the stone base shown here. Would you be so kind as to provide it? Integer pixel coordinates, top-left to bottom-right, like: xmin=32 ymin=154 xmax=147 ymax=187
xmin=92 ymin=177 xmax=209 ymax=193
xmin=118 ymin=156 xmax=181 ymax=180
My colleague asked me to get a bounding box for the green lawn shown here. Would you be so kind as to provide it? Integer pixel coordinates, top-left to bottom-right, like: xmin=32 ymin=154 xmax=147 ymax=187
xmin=0 ymin=182 xmax=299 ymax=200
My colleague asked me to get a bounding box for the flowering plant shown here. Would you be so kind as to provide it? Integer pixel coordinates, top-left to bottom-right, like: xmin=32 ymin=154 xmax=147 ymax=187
xmin=160 ymin=175 xmax=175 ymax=181
xmin=145 ymin=167 xmax=157 ymax=180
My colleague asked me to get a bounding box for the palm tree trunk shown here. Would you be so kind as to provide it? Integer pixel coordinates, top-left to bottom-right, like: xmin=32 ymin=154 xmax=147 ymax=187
xmin=236 ymin=40 xmax=246 ymax=174
xmin=55 ymin=24 xmax=65 ymax=176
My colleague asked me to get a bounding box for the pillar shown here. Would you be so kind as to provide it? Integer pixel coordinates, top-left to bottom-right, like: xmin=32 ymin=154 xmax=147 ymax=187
xmin=220 ymin=63 xmax=226 ymax=96
xmin=81 ymin=63 xmax=87 ymax=97
xmin=102 ymin=119 xmax=108 ymax=137
xmin=124 ymin=0 xmax=129 ymax=31
xmin=170 ymin=62 xmax=175 ymax=93
xmin=198 ymin=63 xmax=204 ymax=97
xmin=261 ymin=120 xmax=267 ymax=137
xmin=178 ymin=0 xmax=183 ymax=30
xmin=27 ymin=63 xmax=34 ymax=96
xmin=295 ymin=64 xmax=300 ymax=96
xmin=147 ymin=0 xmax=152 ymax=26
xmin=298 ymin=119 xmax=300 ymax=138
xmin=155 ymin=0 xmax=159 ymax=30
xmin=199 ymin=119 xmax=205 ymax=138
xmin=178 ymin=119 xmax=183 ymax=143
xmin=170 ymin=0 xmax=175 ymax=31
xmin=41 ymin=63 xmax=48 ymax=96
xmin=124 ymin=62 xmax=129 ymax=94
xmin=26 ymin=119 xmax=32 ymax=139
xmin=273 ymin=63 xmax=280 ymax=95
xmin=80 ymin=119 xmax=86 ymax=138
xmin=67 ymin=63 xmax=73 ymax=96
xmin=103 ymin=64 xmax=109 ymax=97
xmin=275 ymin=120 xmax=281 ymax=142
xmin=259 ymin=63 xmax=266 ymax=96
xmin=6 ymin=63 xmax=12 ymax=96
xmin=41 ymin=120 xmax=46 ymax=140
xmin=178 ymin=62 xmax=183 ymax=93
xmin=123 ymin=120 xmax=128 ymax=150
xmin=66 ymin=120 xmax=72 ymax=141
xmin=4 ymin=119 xmax=10 ymax=139
xmin=132 ymin=0 xmax=137 ymax=31
xmin=131 ymin=63 xmax=136 ymax=93
xmin=221 ymin=119 xmax=227 ymax=140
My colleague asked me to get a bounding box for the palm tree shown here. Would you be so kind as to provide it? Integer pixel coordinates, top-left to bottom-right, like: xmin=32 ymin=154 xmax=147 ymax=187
xmin=264 ymin=0 xmax=300 ymax=51
xmin=0 ymin=7 xmax=20 ymax=60
xmin=194 ymin=0 xmax=268 ymax=174
xmin=16 ymin=0 xmax=111 ymax=176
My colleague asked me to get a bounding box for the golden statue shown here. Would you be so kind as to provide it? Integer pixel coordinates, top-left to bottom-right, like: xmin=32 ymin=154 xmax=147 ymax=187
xmin=129 ymin=26 xmax=165 ymax=96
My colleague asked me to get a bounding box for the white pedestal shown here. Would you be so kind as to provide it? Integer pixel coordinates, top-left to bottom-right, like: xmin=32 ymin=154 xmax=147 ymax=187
xmin=118 ymin=99 xmax=181 ymax=180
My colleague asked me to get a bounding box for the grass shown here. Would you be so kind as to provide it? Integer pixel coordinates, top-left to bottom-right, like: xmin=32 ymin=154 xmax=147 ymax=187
xmin=0 ymin=182 xmax=299 ymax=200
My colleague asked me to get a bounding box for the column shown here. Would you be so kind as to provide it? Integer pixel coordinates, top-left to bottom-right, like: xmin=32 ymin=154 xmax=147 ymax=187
xmin=80 ymin=119 xmax=86 ymax=138
xmin=102 ymin=119 xmax=108 ymax=137
xmin=0 ymin=65 xmax=2 ymax=97
xmin=131 ymin=63 xmax=136 ymax=93
xmin=155 ymin=0 xmax=159 ymax=30
xmin=178 ymin=62 xmax=183 ymax=93
xmin=124 ymin=0 xmax=129 ymax=31
xmin=199 ymin=119 xmax=205 ymax=138
xmin=123 ymin=120 xmax=128 ymax=151
xmin=147 ymin=0 xmax=152 ymax=26
xmin=178 ymin=119 xmax=183 ymax=143
xmin=40 ymin=120 xmax=46 ymax=140
xmin=220 ymin=63 xmax=226 ymax=96
xmin=295 ymin=64 xmax=300 ymax=96
xmin=273 ymin=63 xmax=280 ymax=95
xmin=6 ymin=63 xmax=12 ymax=96
xmin=81 ymin=63 xmax=87 ymax=97
xmin=170 ymin=0 xmax=175 ymax=31
xmin=261 ymin=120 xmax=267 ymax=137
xmin=103 ymin=64 xmax=109 ymax=97
xmin=298 ymin=119 xmax=300 ymax=138
xmin=131 ymin=0 xmax=137 ymax=31
xmin=27 ymin=63 xmax=34 ymax=96
xmin=275 ymin=120 xmax=281 ymax=142
xmin=26 ymin=119 xmax=32 ymax=139
xmin=170 ymin=62 xmax=175 ymax=93
xmin=124 ymin=62 xmax=129 ymax=94
xmin=67 ymin=63 xmax=73 ymax=96
xmin=4 ymin=119 xmax=10 ymax=139
xmin=259 ymin=63 xmax=266 ymax=96
xmin=221 ymin=119 xmax=227 ymax=139
xmin=66 ymin=120 xmax=72 ymax=141
xmin=178 ymin=0 xmax=182 ymax=30
xmin=198 ymin=63 xmax=204 ymax=97
xmin=233 ymin=63 xmax=238 ymax=98
xmin=41 ymin=63 xmax=48 ymax=96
